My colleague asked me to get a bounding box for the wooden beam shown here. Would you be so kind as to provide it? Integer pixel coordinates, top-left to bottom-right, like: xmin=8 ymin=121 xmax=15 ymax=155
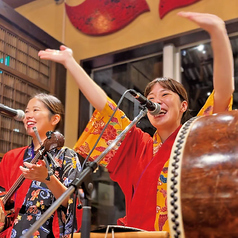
xmin=2 ymin=0 xmax=36 ymax=9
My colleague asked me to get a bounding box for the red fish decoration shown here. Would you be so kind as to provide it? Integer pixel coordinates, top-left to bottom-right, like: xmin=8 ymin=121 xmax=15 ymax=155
xmin=159 ymin=0 xmax=201 ymax=19
xmin=65 ymin=0 xmax=150 ymax=36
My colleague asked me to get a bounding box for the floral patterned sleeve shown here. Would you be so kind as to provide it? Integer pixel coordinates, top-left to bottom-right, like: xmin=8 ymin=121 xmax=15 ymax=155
xmin=197 ymin=91 xmax=233 ymax=116
xmin=53 ymin=147 xmax=82 ymax=236
xmin=74 ymin=97 xmax=131 ymax=167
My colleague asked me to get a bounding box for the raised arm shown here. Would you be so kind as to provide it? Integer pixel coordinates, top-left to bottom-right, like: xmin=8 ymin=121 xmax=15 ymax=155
xmin=178 ymin=12 xmax=234 ymax=113
xmin=38 ymin=46 xmax=107 ymax=112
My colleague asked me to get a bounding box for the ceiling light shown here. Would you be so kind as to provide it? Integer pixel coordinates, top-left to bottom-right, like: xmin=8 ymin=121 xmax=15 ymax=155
xmin=197 ymin=44 xmax=204 ymax=51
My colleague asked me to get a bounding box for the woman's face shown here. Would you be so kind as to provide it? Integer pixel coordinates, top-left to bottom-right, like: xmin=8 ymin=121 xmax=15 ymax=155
xmin=23 ymin=98 xmax=57 ymax=141
xmin=146 ymin=83 xmax=187 ymax=132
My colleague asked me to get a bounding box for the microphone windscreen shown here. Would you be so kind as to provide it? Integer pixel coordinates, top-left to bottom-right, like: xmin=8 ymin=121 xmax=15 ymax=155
xmin=14 ymin=110 xmax=25 ymax=121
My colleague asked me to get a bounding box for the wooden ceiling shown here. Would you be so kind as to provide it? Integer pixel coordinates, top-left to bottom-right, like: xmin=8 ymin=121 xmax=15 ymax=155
xmin=2 ymin=0 xmax=36 ymax=8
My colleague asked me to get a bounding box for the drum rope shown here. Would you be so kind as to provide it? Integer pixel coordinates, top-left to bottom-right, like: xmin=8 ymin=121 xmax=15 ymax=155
xmin=169 ymin=116 xmax=197 ymax=238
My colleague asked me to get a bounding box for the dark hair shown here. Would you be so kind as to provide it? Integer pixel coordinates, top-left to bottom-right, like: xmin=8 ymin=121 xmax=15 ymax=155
xmin=144 ymin=77 xmax=189 ymax=122
xmin=31 ymin=93 xmax=64 ymax=130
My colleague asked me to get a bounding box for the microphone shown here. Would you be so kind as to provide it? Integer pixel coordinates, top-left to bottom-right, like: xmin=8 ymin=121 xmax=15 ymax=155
xmin=0 ymin=103 xmax=25 ymax=121
xmin=129 ymin=89 xmax=161 ymax=116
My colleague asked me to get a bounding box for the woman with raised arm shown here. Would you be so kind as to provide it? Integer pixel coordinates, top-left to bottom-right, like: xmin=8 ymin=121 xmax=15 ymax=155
xmin=0 ymin=94 xmax=81 ymax=237
xmin=38 ymin=12 xmax=234 ymax=232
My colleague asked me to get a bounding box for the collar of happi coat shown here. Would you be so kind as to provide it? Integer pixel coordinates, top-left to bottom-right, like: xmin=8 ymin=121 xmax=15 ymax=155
xmin=152 ymin=130 xmax=162 ymax=156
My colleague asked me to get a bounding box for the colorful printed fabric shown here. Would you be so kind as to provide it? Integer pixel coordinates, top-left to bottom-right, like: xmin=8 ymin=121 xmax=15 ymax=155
xmin=0 ymin=144 xmax=81 ymax=238
xmin=74 ymin=91 xmax=232 ymax=232
xmin=75 ymin=99 xmax=130 ymax=166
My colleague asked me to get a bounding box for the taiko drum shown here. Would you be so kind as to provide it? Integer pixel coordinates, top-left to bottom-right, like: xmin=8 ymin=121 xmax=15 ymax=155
xmin=168 ymin=110 xmax=238 ymax=238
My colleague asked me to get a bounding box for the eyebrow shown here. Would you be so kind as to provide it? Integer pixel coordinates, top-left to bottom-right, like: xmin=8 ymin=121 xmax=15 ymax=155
xmin=25 ymin=106 xmax=40 ymax=110
xmin=148 ymin=89 xmax=169 ymax=96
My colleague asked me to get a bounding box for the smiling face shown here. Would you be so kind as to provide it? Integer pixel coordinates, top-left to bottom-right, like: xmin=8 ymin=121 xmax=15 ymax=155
xmin=23 ymin=98 xmax=59 ymax=143
xmin=146 ymin=82 xmax=188 ymax=136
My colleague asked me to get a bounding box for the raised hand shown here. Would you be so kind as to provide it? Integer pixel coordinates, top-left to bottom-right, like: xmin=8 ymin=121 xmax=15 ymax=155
xmin=178 ymin=11 xmax=234 ymax=113
xmin=177 ymin=11 xmax=226 ymax=35
xmin=38 ymin=44 xmax=108 ymax=112
xmin=38 ymin=45 xmax=73 ymax=68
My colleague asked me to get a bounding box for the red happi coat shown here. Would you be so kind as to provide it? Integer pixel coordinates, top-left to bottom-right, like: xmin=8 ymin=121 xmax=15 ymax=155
xmin=0 ymin=147 xmax=31 ymax=237
xmin=107 ymin=125 xmax=181 ymax=230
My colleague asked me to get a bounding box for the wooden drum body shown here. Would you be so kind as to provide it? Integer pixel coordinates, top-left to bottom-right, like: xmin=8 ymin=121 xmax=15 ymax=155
xmin=168 ymin=110 xmax=238 ymax=238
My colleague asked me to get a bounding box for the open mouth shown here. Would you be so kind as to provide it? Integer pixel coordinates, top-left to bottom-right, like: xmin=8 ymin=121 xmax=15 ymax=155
xmin=153 ymin=109 xmax=167 ymax=118
xmin=27 ymin=121 xmax=36 ymax=127
xmin=158 ymin=109 xmax=167 ymax=115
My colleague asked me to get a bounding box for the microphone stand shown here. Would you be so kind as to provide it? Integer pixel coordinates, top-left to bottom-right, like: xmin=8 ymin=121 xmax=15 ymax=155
xmin=22 ymin=108 xmax=148 ymax=238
